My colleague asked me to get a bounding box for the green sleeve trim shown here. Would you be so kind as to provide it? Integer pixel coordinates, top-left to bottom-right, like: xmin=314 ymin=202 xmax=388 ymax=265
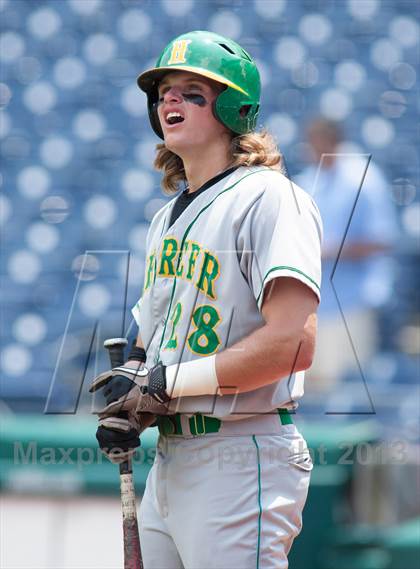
xmin=256 ymin=265 xmax=321 ymax=305
xmin=252 ymin=435 xmax=262 ymax=569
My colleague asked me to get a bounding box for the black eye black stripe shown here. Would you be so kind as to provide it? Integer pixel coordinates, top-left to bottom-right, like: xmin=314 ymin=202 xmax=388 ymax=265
xmin=157 ymin=93 xmax=208 ymax=107
xmin=183 ymin=94 xmax=207 ymax=106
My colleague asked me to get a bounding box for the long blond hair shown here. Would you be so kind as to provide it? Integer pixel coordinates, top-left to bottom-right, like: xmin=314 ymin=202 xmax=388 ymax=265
xmin=154 ymin=129 xmax=283 ymax=195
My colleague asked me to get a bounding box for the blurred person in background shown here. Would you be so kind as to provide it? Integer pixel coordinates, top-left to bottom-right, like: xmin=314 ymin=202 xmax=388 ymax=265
xmin=296 ymin=118 xmax=399 ymax=392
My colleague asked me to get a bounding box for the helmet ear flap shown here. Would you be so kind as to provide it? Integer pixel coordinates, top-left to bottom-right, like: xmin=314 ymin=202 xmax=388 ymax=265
xmin=211 ymin=93 xmax=236 ymax=135
xmin=214 ymin=89 xmax=260 ymax=135
xmin=211 ymin=97 xmax=227 ymax=131
xmin=239 ymin=104 xmax=252 ymax=118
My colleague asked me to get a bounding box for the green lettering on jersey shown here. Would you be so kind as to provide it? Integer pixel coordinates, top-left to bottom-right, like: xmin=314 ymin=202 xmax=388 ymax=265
xmin=196 ymin=251 xmax=220 ymax=300
xmin=175 ymin=239 xmax=190 ymax=278
xmin=186 ymin=241 xmax=201 ymax=280
xmin=187 ymin=304 xmax=221 ymax=355
xmin=165 ymin=301 xmax=182 ymax=350
xmin=144 ymin=251 xmax=156 ymax=291
xmin=158 ymin=237 xmax=178 ymax=277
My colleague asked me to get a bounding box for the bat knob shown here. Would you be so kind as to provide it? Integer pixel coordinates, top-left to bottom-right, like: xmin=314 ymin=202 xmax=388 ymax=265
xmin=104 ymin=337 xmax=129 ymax=368
xmin=104 ymin=338 xmax=129 ymax=349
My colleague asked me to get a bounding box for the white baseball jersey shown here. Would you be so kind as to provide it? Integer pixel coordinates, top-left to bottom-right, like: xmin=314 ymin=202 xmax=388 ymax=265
xmin=132 ymin=165 xmax=322 ymax=418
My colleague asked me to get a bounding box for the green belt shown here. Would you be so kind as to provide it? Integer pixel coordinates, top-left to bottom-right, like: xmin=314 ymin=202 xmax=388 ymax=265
xmin=157 ymin=408 xmax=293 ymax=437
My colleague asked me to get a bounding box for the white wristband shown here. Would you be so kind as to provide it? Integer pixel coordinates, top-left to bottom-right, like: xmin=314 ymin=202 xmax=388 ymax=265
xmin=165 ymin=355 xmax=220 ymax=399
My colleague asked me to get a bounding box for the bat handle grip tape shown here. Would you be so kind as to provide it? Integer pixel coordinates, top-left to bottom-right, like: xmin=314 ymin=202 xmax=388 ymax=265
xmin=120 ymin=459 xmax=133 ymax=475
xmin=104 ymin=337 xmax=131 ymax=474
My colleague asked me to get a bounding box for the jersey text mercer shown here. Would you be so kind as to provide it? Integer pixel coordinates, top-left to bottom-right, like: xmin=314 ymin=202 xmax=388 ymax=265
xmin=144 ymin=238 xmax=219 ymax=301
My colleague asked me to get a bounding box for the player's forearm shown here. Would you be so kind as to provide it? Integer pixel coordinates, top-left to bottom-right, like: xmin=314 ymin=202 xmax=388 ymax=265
xmin=164 ymin=278 xmax=318 ymax=399
xmin=216 ymin=314 xmax=316 ymax=394
xmin=164 ymin=314 xmax=316 ymax=398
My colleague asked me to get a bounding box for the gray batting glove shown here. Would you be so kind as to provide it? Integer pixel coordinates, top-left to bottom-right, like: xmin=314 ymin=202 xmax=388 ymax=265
xmin=90 ymin=360 xmax=170 ymax=416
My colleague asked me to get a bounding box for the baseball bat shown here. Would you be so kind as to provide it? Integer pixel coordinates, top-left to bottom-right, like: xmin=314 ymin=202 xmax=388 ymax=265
xmin=104 ymin=338 xmax=143 ymax=569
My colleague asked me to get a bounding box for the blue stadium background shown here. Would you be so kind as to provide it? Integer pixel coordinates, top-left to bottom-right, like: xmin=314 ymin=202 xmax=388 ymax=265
xmin=0 ymin=0 xmax=418 ymax=437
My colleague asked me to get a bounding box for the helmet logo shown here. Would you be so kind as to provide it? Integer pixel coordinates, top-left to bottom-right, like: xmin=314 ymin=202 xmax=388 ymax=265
xmin=167 ymin=40 xmax=191 ymax=65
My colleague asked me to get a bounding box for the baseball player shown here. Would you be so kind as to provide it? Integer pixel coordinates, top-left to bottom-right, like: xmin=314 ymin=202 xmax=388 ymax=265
xmin=91 ymin=31 xmax=322 ymax=568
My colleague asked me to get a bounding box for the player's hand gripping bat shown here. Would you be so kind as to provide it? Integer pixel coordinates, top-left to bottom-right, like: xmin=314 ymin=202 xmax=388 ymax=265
xmin=103 ymin=338 xmax=147 ymax=569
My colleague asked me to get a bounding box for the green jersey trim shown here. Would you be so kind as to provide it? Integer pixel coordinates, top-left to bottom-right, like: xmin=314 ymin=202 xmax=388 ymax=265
xmin=256 ymin=265 xmax=321 ymax=306
xmin=156 ymin=168 xmax=269 ymax=362
xmin=252 ymin=435 xmax=262 ymax=569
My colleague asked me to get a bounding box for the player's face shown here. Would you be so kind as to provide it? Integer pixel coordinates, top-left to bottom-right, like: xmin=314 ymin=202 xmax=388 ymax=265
xmin=157 ymin=71 xmax=229 ymax=153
